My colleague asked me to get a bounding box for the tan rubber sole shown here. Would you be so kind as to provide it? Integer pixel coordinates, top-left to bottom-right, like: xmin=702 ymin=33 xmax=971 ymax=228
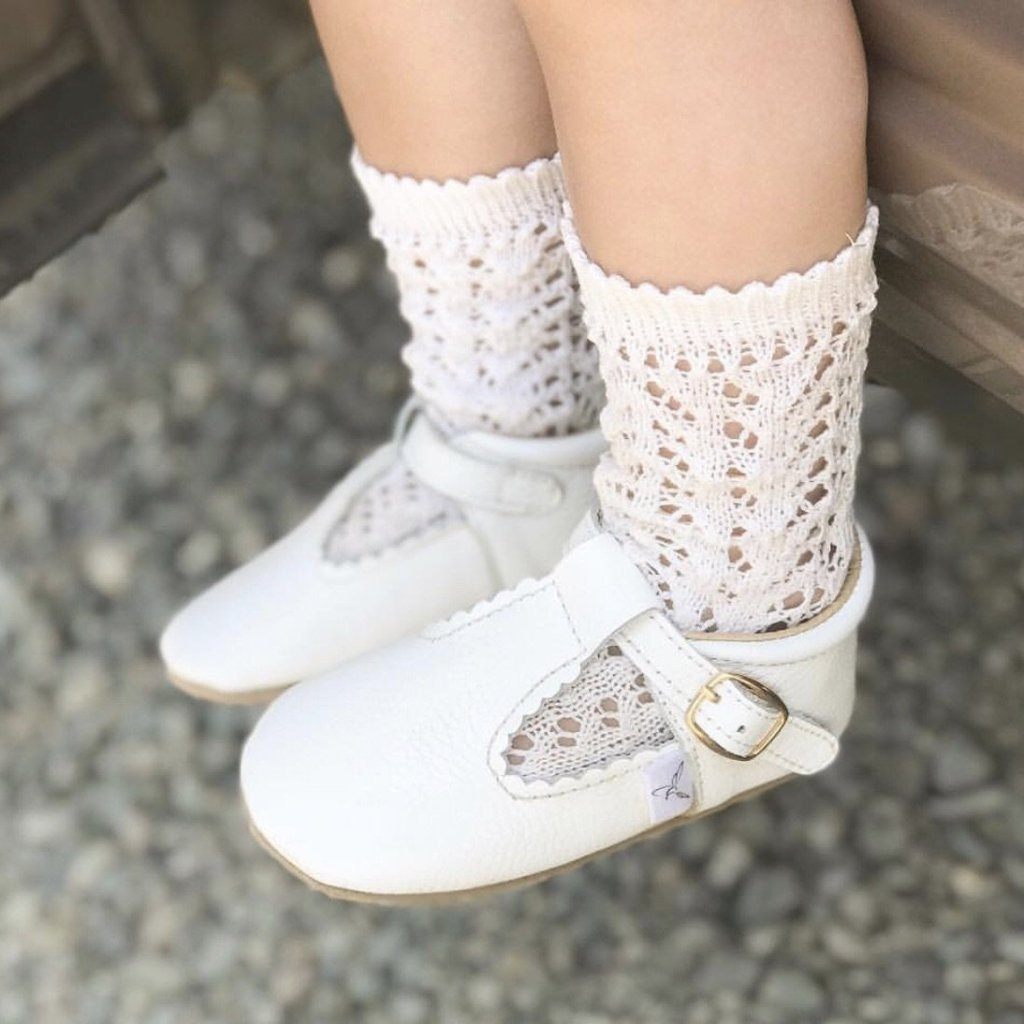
xmin=168 ymin=672 xmax=289 ymax=706
xmin=247 ymin=775 xmax=789 ymax=906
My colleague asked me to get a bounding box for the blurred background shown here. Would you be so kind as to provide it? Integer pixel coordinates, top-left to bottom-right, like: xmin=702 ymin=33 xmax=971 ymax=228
xmin=2 ymin=6 xmax=1024 ymax=1024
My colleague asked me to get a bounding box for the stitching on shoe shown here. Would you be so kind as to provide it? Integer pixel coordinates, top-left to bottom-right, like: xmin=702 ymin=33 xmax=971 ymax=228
xmin=759 ymin=748 xmax=809 ymax=773
xmin=615 ymin=632 xmax=705 ymax=804
xmin=620 ymin=621 xmax=835 ymax=781
xmin=651 ymin=616 xmax=720 ymax=698
xmin=696 ymin=712 xmax=775 ymax=756
xmin=722 ymin=699 xmax=778 ymax=727
xmin=424 ymin=579 xmax=552 ymax=640
xmin=486 ymin=587 xmax=658 ymax=799
xmin=713 ymin=651 xmax=843 ymax=671
xmin=503 ymin=759 xmax=653 ymax=798
xmin=494 ymin=717 xmax=662 ymax=798
xmin=694 ymin=667 xmax=838 ymax=770
xmin=487 ymin=652 xmax=573 ymax=790
xmin=627 ymin=637 xmax=819 ymax=775
xmin=486 ymin=593 xmax=583 ymax=794
xmin=319 ymin=520 xmax=464 ymax=578
xmin=488 ymin=579 xmax=841 ymax=795
xmin=551 ymin=579 xmax=583 ymax=649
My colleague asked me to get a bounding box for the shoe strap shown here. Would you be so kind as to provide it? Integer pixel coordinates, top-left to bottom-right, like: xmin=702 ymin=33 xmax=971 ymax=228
xmin=553 ymin=531 xmax=839 ymax=775
xmin=617 ymin=614 xmax=839 ymax=775
xmin=552 ymin=532 xmax=663 ymax=652
xmin=400 ymin=412 xmax=564 ymax=515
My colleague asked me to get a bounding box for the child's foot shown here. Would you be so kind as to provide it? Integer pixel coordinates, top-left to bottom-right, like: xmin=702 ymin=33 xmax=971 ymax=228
xmin=240 ymin=514 xmax=873 ymax=902
xmin=160 ymin=406 xmax=604 ymax=703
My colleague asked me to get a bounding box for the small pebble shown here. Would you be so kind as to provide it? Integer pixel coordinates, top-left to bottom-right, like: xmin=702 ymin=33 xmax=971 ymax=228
xmin=931 ymin=733 xmax=996 ymax=794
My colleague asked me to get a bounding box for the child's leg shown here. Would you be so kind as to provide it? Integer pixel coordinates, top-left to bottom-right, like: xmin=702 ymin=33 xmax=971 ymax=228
xmin=242 ymin=0 xmax=882 ymax=899
xmin=312 ymin=0 xmax=601 ymax=440
xmin=311 ymin=0 xmax=555 ymax=178
xmin=160 ymin=0 xmax=606 ymax=702
xmin=516 ymin=0 xmax=874 ymax=635
xmin=515 ymin=0 xmax=868 ymax=291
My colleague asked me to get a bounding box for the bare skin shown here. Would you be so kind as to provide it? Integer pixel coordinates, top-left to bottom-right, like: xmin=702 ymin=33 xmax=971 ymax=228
xmin=309 ymin=0 xmax=556 ymax=179
xmin=312 ymin=0 xmax=867 ymax=289
xmin=514 ymin=0 xmax=869 ymax=291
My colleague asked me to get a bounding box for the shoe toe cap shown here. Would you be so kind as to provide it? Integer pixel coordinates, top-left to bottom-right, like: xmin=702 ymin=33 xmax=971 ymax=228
xmin=160 ymin=576 xmax=296 ymax=699
xmin=240 ymin=646 xmax=532 ymax=897
xmin=159 ymin=541 xmax=376 ymax=699
xmin=240 ymin=666 xmax=416 ymax=895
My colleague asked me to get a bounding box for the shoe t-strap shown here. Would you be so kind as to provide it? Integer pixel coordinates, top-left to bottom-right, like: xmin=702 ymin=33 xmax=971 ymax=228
xmin=400 ymin=411 xmax=563 ymax=515
xmin=549 ymin=529 xmax=840 ymax=776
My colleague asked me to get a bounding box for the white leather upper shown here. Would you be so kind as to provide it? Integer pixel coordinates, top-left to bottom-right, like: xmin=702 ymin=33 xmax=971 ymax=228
xmin=160 ymin=409 xmax=605 ymax=696
xmin=241 ymin=520 xmax=874 ymax=896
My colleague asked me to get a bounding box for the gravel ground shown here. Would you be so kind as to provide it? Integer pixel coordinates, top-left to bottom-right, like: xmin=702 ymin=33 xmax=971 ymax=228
xmin=1 ymin=62 xmax=1023 ymax=1024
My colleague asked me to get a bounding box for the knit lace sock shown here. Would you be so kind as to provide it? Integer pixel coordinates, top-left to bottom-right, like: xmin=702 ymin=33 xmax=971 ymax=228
xmin=325 ymin=152 xmax=602 ymax=565
xmin=503 ymin=207 xmax=879 ymax=783
xmin=352 ymin=150 xmax=601 ymax=437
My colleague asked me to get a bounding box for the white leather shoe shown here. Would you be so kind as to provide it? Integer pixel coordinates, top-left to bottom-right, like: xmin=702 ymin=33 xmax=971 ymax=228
xmin=161 ymin=405 xmax=605 ymax=703
xmin=241 ymin=515 xmax=874 ymax=903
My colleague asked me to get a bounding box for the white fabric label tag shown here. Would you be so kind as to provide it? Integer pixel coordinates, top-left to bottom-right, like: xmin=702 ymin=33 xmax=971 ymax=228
xmin=643 ymin=744 xmax=695 ymax=824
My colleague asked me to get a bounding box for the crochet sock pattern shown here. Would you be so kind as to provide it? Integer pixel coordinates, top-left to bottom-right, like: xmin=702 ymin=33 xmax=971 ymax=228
xmin=564 ymin=206 xmax=879 ymax=634
xmin=503 ymin=207 xmax=879 ymax=783
xmin=326 ymin=152 xmax=602 ymax=564
xmin=352 ymin=150 xmax=601 ymax=438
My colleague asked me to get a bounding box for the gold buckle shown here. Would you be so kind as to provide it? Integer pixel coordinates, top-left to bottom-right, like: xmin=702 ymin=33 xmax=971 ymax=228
xmin=684 ymin=672 xmax=789 ymax=761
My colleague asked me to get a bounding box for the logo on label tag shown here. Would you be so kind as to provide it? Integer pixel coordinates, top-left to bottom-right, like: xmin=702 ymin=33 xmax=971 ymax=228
xmin=644 ymin=744 xmax=695 ymax=824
